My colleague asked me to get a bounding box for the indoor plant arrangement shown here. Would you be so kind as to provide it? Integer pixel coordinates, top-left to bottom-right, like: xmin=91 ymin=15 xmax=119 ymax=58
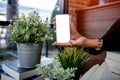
xmin=8 ymin=11 xmax=53 ymax=68
xmin=58 ymin=47 xmax=89 ymax=80
xmin=36 ymin=58 xmax=77 ymax=80
xmin=36 ymin=47 xmax=89 ymax=80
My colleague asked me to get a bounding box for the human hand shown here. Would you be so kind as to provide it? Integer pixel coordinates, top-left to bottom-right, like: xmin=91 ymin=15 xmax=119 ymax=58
xmin=53 ymin=15 xmax=82 ymax=40
xmin=52 ymin=37 xmax=87 ymax=47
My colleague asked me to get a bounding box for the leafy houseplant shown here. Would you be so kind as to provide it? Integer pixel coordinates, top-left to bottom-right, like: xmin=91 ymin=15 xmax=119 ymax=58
xmin=36 ymin=59 xmax=77 ymax=80
xmin=58 ymin=47 xmax=89 ymax=80
xmin=9 ymin=11 xmax=52 ymax=43
xmin=8 ymin=11 xmax=53 ymax=68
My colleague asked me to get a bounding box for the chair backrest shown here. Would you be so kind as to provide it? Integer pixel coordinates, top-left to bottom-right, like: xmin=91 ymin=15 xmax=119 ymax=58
xmin=76 ymin=1 xmax=120 ymax=38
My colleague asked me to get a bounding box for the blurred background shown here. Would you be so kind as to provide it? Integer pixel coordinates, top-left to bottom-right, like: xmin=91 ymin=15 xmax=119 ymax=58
xmin=0 ymin=0 xmax=67 ymax=59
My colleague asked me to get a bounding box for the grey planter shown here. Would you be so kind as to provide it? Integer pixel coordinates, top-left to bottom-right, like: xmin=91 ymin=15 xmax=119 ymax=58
xmin=17 ymin=43 xmax=43 ymax=68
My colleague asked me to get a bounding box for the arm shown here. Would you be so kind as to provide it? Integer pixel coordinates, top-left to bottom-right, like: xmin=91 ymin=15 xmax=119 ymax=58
xmin=52 ymin=16 xmax=120 ymax=55
xmin=88 ymin=18 xmax=120 ymax=54
xmin=88 ymin=38 xmax=120 ymax=55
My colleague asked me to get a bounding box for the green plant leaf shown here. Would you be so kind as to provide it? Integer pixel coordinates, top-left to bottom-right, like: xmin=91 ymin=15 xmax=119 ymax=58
xmin=8 ymin=11 xmax=53 ymax=43
xmin=58 ymin=47 xmax=89 ymax=70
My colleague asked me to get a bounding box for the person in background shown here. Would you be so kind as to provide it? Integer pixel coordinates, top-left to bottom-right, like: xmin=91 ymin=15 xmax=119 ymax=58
xmin=52 ymin=17 xmax=120 ymax=55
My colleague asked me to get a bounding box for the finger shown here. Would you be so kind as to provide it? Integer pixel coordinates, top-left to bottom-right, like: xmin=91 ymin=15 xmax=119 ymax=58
xmin=69 ymin=15 xmax=73 ymax=23
xmin=70 ymin=22 xmax=74 ymax=32
xmin=70 ymin=40 xmax=75 ymax=46
xmin=69 ymin=15 xmax=72 ymax=21
xmin=70 ymin=40 xmax=80 ymax=47
xmin=52 ymin=42 xmax=72 ymax=47
xmin=53 ymin=17 xmax=56 ymax=29
xmin=53 ymin=21 xmax=56 ymax=29
xmin=70 ymin=35 xmax=74 ymax=40
xmin=52 ymin=41 xmax=58 ymax=46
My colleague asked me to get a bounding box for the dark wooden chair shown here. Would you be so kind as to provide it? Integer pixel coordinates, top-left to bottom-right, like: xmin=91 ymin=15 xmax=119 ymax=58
xmin=76 ymin=1 xmax=120 ymax=75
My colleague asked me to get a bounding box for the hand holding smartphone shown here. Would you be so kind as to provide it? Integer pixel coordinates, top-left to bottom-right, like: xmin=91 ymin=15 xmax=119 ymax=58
xmin=55 ymin=14 xmax=70 ymax=43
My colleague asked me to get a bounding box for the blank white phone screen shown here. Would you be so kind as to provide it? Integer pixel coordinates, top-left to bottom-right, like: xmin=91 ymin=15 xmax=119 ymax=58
xmin=56 ymin=14 xmax=70 ymax=43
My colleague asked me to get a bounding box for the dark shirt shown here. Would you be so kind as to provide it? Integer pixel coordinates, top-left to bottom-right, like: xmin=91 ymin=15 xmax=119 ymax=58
xmin=89 ymin=18 xmax=120 ymax=55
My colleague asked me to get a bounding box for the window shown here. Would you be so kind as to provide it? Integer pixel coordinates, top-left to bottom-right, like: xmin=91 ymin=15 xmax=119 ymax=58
xmin=19 ymin=0 xmax=58 ymax=23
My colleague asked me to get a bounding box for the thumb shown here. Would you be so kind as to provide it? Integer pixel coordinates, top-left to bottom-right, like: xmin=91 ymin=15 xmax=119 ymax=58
xmin=69 ymin=40 xmax=75 ymax=46
xmin=52 ymin=41 xmax=57 ymax=46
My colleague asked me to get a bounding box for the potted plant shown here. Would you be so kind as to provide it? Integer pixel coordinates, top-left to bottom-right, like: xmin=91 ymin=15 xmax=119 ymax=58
xmin=35 ymin=47 xmax=89 ymax=80
xmin=36 ymin=59 xmax=77 ymax=80
xmin=58 ymin=47 xmax=89 ymax=80
xmin=8 ymin=11 xmax=53 ymax=68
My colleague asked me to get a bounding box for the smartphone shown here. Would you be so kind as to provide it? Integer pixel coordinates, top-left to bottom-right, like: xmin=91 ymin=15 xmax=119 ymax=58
xmin=56 ymin=14 xmax=70 ymax=43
